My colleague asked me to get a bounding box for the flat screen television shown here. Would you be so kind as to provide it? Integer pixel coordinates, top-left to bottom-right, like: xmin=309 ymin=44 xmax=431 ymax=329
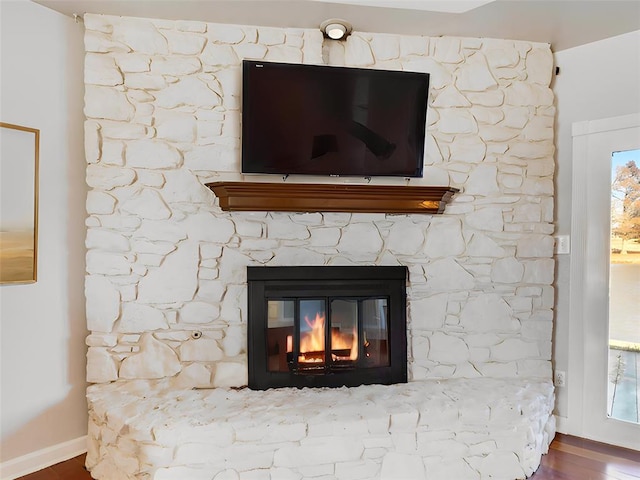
xmin=241 ymin=60 xmax=430 ymax=178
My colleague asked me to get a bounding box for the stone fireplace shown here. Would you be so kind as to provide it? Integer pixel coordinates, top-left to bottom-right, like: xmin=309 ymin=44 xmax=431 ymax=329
xmin=247 ymin=265 xmax=407 ymax=389
xmin=83 ymin=12 xmax=557 ymax=480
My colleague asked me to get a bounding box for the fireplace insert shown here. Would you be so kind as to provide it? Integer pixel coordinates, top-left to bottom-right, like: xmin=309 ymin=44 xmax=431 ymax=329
xmin=247 ymin=266 xmax=407 ymax=390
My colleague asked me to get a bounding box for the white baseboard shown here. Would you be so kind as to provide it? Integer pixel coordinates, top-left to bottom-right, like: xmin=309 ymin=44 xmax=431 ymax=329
xmin=555 ymin=414 xmax=569 ymax=434
xmin=0 ymin=436 xmax=87 ymax=480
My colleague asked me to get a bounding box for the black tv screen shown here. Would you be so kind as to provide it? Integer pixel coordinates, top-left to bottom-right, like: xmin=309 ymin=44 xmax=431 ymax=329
xmin=241 ymin=60 xmax=429 ymax=178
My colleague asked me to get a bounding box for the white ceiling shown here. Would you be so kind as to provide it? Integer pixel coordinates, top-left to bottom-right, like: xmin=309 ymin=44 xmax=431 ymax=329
xmin=33 ymin=0 xmax=640 ymax=52
xmin=307 ymin=0 xmax=498 ymax=14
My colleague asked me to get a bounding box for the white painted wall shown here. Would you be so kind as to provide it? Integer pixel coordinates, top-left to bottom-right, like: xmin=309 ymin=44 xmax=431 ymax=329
xmin=552 ymin=30 xmax=640 ymax=421
xmin=0 ymin=0 xmax=87 ymax=466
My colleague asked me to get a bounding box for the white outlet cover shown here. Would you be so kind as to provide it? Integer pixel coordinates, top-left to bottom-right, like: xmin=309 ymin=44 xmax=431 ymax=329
xmin=554 ymin=235 xmax=570 ymax=255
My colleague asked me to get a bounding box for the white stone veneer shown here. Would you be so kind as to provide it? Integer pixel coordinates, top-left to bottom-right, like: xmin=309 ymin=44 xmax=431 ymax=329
xmin=84 ymin=15 xmax=555 ymax=386
xmin=83 ymin=13 xmax=557 ymax=479
xmin=87 ymin=378 xmax=555 ymax=480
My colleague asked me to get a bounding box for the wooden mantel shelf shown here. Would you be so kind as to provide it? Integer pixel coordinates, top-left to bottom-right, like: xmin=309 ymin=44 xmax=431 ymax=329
xmin=206 ymin=182 xmax=459 ymax=214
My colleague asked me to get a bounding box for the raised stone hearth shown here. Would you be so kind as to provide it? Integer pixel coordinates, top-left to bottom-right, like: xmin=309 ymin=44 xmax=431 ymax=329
xmin=87 ymin=378 xmax=555 ymax=480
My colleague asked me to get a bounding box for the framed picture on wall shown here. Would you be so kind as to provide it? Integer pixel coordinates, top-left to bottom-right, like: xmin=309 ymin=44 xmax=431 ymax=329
xmin=0 ymin=122 xmax=40 ymax=284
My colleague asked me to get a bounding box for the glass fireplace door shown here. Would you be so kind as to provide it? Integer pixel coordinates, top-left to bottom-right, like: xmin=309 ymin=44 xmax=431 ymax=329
xmin=248 ymin=265 xmax=407 ymax=390
xmin=361 ymin=298 xmax=390 ymax=367
xmin=265 ymin=296 xmax=389 ymax=374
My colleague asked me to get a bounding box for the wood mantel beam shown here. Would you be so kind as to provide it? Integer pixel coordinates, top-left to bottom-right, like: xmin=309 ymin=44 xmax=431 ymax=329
xmin=206 ymin=182 xmax=458 ymax=214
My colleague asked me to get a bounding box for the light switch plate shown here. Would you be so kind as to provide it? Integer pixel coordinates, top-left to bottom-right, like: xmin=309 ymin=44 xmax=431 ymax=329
xmin=554 ymin=235 xmax=570 ymax=255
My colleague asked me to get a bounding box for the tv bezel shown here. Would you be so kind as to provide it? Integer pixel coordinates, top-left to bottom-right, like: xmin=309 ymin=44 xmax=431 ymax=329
xmin=241 ymin=60 xmax=430 ymax=179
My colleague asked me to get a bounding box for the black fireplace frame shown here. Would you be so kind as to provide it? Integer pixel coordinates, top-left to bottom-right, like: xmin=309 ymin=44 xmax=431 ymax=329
xmin=247 ymin=265 xmax=408 ymax=390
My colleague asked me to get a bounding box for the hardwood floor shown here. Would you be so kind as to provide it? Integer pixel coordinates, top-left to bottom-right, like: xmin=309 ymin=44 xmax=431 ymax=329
xmin=16 ymin=454 xmax=89 ymax=480
xmin=16 ymin=434 xmax=640 ymax=479
xmin=531 ymin=434 xmax=640 ymax=480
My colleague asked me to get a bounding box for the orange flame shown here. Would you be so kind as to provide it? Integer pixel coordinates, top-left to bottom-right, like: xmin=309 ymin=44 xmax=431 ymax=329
xmin=298 ymin=312 xmax=358 ymax=362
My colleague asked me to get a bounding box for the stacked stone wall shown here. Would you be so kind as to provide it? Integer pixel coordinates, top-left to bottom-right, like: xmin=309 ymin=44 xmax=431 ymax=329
xmin=83 ymin=14 xmax=556 ymax=387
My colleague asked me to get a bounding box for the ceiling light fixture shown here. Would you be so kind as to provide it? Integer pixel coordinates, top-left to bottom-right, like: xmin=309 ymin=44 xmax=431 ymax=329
xmin=320 ymin=19 xmax=353 ymax=40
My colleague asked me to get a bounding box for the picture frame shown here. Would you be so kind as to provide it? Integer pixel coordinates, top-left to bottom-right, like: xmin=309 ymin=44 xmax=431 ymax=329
xmin=0 ymin=122 xmax=40 ymax=284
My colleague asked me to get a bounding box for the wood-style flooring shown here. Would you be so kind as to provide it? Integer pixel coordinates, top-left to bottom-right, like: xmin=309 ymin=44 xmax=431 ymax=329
xmin=16 ymin=454 xmax=88 ymax=480
xmin=16 ymin=433 xmax=640 ymax=479
xmin=531 ymin=434 xmax=640 ymax=479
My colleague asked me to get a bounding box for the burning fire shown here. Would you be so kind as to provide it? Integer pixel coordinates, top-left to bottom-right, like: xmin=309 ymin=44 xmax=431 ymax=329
xmin=291 ymin=312 xmax=358 ymax=363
